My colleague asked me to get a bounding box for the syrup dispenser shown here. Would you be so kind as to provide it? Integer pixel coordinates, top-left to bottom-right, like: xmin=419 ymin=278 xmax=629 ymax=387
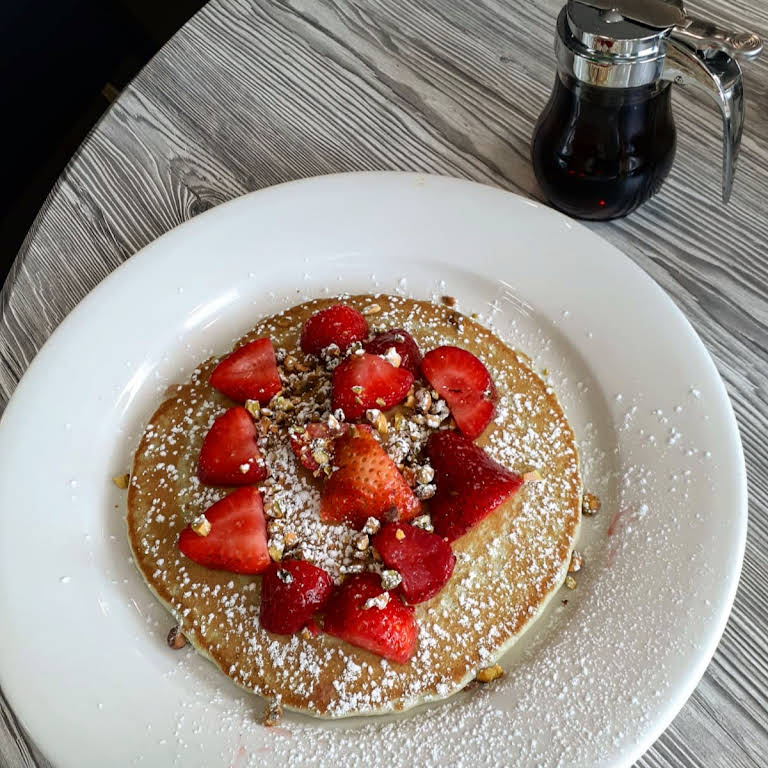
xmin=531 ymin=0 xmax=762 ymax=219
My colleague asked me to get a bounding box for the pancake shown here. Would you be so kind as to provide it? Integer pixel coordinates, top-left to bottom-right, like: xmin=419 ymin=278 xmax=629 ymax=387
xmin=126 ymin=295 xmax=581 ymax=717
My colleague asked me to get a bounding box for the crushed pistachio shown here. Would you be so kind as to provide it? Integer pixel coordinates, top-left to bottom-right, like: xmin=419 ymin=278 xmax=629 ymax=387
xmin=354 ymin=533 xmax=370 ymax=551
xmin=244 ymin=399 xmax=261 ymax=419
xmin=565 ymin=575 xmax=577 ymax=590
xmin=362 ymin=517 xmax=381 ymax=535
xmin=582 ymin=492 xmax=601 ymax=515
xmin=283 ymin=531 xmax=298 ymax=548
xmin=381 ymin=570 xmax=402 ymax=590
xmin=411 ymin=514 xmax=434 ymax=533
xmin=414 ymin=388 xmax=432 ymax=413
xmin=191 ymin=515 xmax=211 ymax=537
xmin=383 ymin=346 xmax=402 ymax=368
xmin=362 ymin=303 xmax=382 ymax=315
xmin=569 ymin=550 xmax=584 ymax=573
xmin=395 ymin=528 xmax=406 ymax=541
xmin=476 ymin=664 xmax=504 ymax=683
xmin=523 ymin=469 xmax=542 ymax=483
xmin=267 ymin=501 xmax=284 ymax=519
xmin=268 ymin=537 xmax=285 ymax=562
xmin=363 ymin=592 xmax=390 ymax=610
xmin=167 ymin=625 xmax=188 ymax=650
xmin=264 ymin=698 xmax=283 ymax=727
xmin=112 ymin=473 xmax=130 ymax=489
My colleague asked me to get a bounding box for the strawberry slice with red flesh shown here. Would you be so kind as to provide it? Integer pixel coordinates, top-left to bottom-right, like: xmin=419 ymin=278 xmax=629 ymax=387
xmin=373 ymin=523 xmax=456 ymax=604
xmin=421 ymin=346 xmax=496 ymax=438
xmin=426 ymin=430 xmax=523 ymax=542
xmin=178 ymin=487 xmax=269 ymax=574
xmin=321 ymin=426 xmax=420 ymax=526
xmin=332 ymin=353 xmax=414 ymax=421
xmin=300 ymin=304 xmax=368 ymax=355
xmin=259 ymin=560 xmax=334 ymax=635
xmin=197 ymin=407 xmax=266 ymax=485
xmin=209 ymin=337 xmax=282 ymax=405
xmin=363 ymin=328 xmax=422 ymax=376
xmin=289 ymin=421 xmax=347 ymax=473
xmin=323 ymin=573 xmax=418 ymax=664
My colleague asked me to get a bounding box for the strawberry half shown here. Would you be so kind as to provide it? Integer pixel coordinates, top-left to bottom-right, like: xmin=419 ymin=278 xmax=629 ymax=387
xmin=300 ymin=304 xmax=368 ymax=355
xmin=363 ymin=328 xmax=422 ymax=375
xmin=197 ymin=407 xmax=267 ymax=485
xmin=426 ymin=430 xmax=523 ymax=542
xmin=209 ymin=337 xmax=282 ymax=404
xmin=420 ymin=346 xmax=495 ymax=438
xmin=332 ymin=352 xmax=414 ymax=420
xmin=321 ymin=426 xmax=420 ymax=526
xmin=259 ymin=560 xmax=333 ymax=635
xmin=289 ymin=421 xmax=346 ymax=474
xmin=323 ymin=573 xmax=418 ymax=664
xmin=178 ymin=487 xmax=269 ymax=574
xmin=372 ymin=523 xmax=456 ymax=604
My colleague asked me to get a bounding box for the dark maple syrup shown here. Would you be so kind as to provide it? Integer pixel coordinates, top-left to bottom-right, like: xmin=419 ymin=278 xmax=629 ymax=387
xmin=532 ymin=73 xmax=677 ymax=220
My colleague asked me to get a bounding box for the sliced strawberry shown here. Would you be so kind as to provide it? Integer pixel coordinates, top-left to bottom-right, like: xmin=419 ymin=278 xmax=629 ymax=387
xmin=209 ymin=338 xmax=282 ymax=404
xmin=372 ymin=523 xmax=455 ymax=603
xmin=323 ymin=573 xmax=418 ymax=664
xmin=178 ymin=487 xmax=269 ymax=574
xmin=300 ymin=304 xmax=368 ymax=355
xmin=363 ymin=328 xmax=422 ymax=375
xmin=420 ymin=346 xmax=495 ymax=438
xmin=321 ymin=426 xmax=420 ymax=526
xmin=197 ymin=407 xmax=266 ymax=485
xmin=426 ymin=430 xmax=523 ymax=542
xmin=259 ymin=560 xmax=334 ymax=635
xmin=289 ymin=421 xmax=347 ymax=474
xmin=332 ymin=353 xmax=414 ymax=420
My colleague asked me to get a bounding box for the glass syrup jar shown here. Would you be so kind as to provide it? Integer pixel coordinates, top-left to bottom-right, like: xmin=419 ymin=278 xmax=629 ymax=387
xmin=532 ymin=0 xmax=762 ymax=220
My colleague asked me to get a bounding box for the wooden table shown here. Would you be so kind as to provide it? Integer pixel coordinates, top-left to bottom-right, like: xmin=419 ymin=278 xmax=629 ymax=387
xmin=1 ymin=1 xmax=766 ymax=765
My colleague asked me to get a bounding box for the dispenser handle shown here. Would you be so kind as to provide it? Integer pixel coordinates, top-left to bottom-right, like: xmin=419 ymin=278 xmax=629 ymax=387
xmin=662 ymin=38 xmax=747 ymax=203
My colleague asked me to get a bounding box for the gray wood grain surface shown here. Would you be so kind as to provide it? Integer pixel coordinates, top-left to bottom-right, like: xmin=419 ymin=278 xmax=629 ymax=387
xmin=1 ymin=0 xmax=767 ymax=765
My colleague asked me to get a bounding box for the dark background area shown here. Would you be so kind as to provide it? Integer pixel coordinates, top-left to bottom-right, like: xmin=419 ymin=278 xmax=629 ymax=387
xmin=0 ymin=0 xmax=207 ymax=287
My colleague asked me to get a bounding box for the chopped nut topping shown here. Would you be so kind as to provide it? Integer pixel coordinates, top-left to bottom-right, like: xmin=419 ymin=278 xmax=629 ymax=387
xmin=300 ymin=627 xmax=313 ymax=641
xmin=326 ymin=413 xmax=342 ymax=431
xmin=425 ymin=414 xmax=441 ymax=429
xmin=362 ymin=303 xmax=382 ymax=315
xmin=415 ymin=483 xmax=436 ymax=500
xmin=363 ymin=592 xmax=390 ymax=610
xmin=380 ymin=570 xmax=402 ymax=590
xmin=565 ymin=575 xmax=577 ymax=590
xmin=167 ymin=625 xmax=187 ymax=650
xmin=333 ymin=408 xmax=346 ymax=423
xmin=416 ymin=464 xmax=435 ymax=484
xmin=351 ymin=385 xmax=364 ymax=395
xmin=414 ymin=388 xmax=432 ymax=413
xmin=354 ymin=533 xmax=370 ymax=551
xmin=239 ymin=462 xmax=251 ymax=474
xmin=266 ymin=501 xmax=284 ymax=519
xmin=362 ymin=517 xmax=381 ymax=535
xmin=191 ymin=515 xmax=211 ymax=537
xmin=404 ymin=393 xmax=416 ymax=409
xmin=276 ymin=568 xmax=294 ymax=584
xmin=411 ymin=514 xmax=434 ymax=533
xmin=264 ymin=697 xmax=283 ymax=727
xmin=283 ymin=531 xmax=298 ymax=548
xmin=475 ymin=664 xmax=504 ymax=683
xmin=268 ymin=537 xmax=285 ymax=562
xmin=284 ymin=354 xmax=299 ymax=372
xmin=395 ymin=528 xmax=406 ymax=541
xmin=311 ymin=447 xmax=331 ymax=466
xmin=523 ymin=469 xmax=542 ymax=483
xmin=383 ymin=346 xmax=402 ymax=368
xmin=582 ymin=492 xmax=601 ymax=516
xmin=112 ymin=473 xmax=130 ymax=490
xmin=569 ymin=550 xmax=584 ymax=573
xmin=267 ymin=520 xmax=285 ymax=535
xmin=375 ymin=397 xmax=387 ymax=407
xmin=272 ymin=394 xmax=294 ymax=411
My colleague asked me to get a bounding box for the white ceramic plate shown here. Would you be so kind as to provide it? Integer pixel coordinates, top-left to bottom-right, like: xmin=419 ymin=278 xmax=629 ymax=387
xmin=0 ymin=173 xmax=745 ymax=768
